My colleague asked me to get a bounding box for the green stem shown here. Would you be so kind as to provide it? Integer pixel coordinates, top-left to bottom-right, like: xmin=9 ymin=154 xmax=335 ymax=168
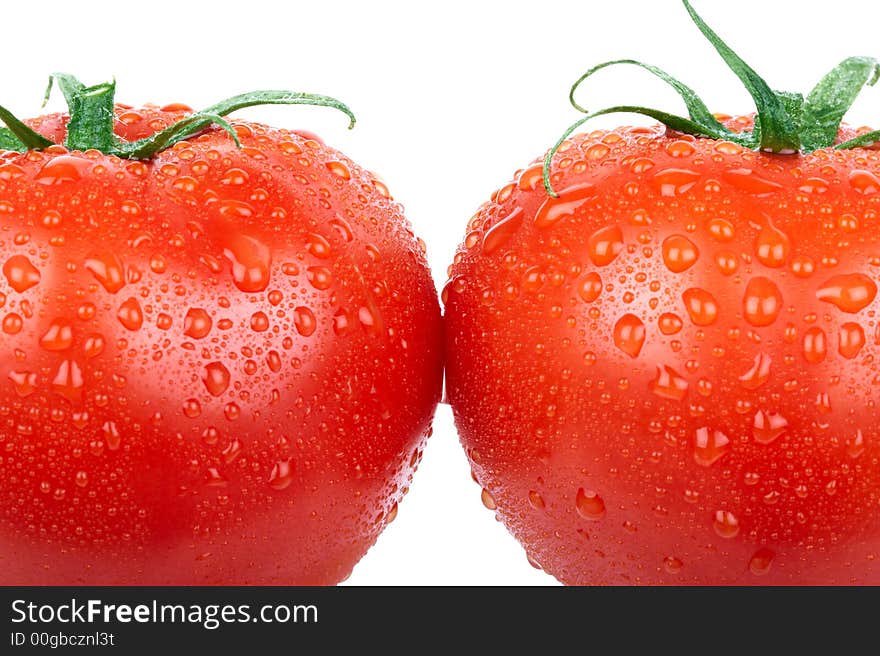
xmin=682 ymin=0 xmax=801 ymax=153
xmin=0 ymin=74 xmax=356 ymax=158
xmin=542 ymin=0 xmax=880 ymax=195
xmin=50 ymin=74 xmax=118 ymax=153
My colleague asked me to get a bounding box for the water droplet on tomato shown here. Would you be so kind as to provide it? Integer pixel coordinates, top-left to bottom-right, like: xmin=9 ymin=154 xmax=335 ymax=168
xmin=481 ymin=488 xmax=497 ymax=510
xmin=722 ymin=168 xmax=782 ymax=195
xmin=216 ymin=199 xmax=255 ymax=218
xmin=76 ymin=303 xmax=95 ymax=320
xmin=201 ymin=426 xmax=220 ymax=445
xmin=222 ymin=437 xmax=243 ymax=463
xmin=849 ymin=169 xmax=880 ymax=195
xmin=293 ymin=306 xmax=317 ymax=337
xmin=306 ymin=266 xmax=333 ymax=290
xmin=8 ymin=370 xmax=36 ymax=397
xmin=587 ymin=225 xmax=624 ymax=266
xmin=223 ymin=234 xmax=272 ymax=292
xmin=749 ymin=547 xmax=774 ymax=574
xmin=802 ymin=326 xmax=827 ymax=363
xmin=184 ymin=308 xmax=212 ymax=339
xmin=658 ymin=313 xmax=683 ymax=335
xmin=202 ymin=362 xmax=231 ymax=396
xmin=739 ymin=352 xmax=772 ymax=390
xmin=652 ymin=168 xmax=700 ymax=196
xmin=694 ymin=427 xmax=730 ymax=466
xmin=816 ymin=273 xmax=877 ymax=313
xmin=150 ymin=255 xmax=167 ymax=274
xmin=250 ymin=311 xmax=270 ymax=332
xmin=385 ymin=502 xmax=399 ymax=524
xmin=838 ymin=322 xmax=865 ymax=358
xmin=358 ymin=305 xmax=381 ymax=332
xmin=51 ymin=359 xmax=84 ymax=402
xmin=575 ymin=488 xmax=606 ymax=520
xmin=663 ymin=556 xmax=683 ymax=574
xmin=182 ymin=398 xmax=201 ymax=418
xmin=666 ymin=140 xmax=695 ymax=157
xmin=712 ymin=510 xmax=740 ymax=538
xmin=325 ymin=160 xmax=351 ymax=179
xmin=156 ymin=313 xmax=173 ymax=331
xmin=743 ymin=277 xmax=783 ymax=327
xmin=755 ymin=223 xmax=790 ymax=268
xmin=790 ymin=255 xmax=815 ymax=278
xmin=753 ymin=410 xmax=788 ymax=444
xmin=662 ymin=234 xmax=699 ymax=272
xmin=35 ymin=155 xmax=92 ymax=185
xmin=328 ymin=216 xmax=354 ymax=243
xmin=333 ymin=309 xmax=352 ymax=336
xmin=517 ymin=164 xmax=544 ymax=191
xmin=268 ymin=458 xmax=295 ymax=490
xmin=528 ymin=490 xmax=546 ymax=510
xmin=266 ymin=350 xmax=282 ymax=372
xmin=101 ymin=421 xmax=121 ymax=450
xmin=578 ymin=272 xmax=603 ymax=303
xmin=306 ymin=233 xmax=332 ymax=259
xmin=2 ymin=313 xmax=22 ymax=334
xmin=204 ymin=467 xmax=228 ymax=487
xmin=613 ymin=314 xmax=646 ymax=358
xmin=682 ymin=288 xmax=719 ymax=326
xmin=847 ymin=429 xmax=866 ymax=459
xmin=371 ymin=177 xmax=391 ymax=199
xmin=482 ymin=207 xmax=524 ymax=254
xmin=798 ymin=177 xmax=829 ymax=194
xmin=2 ymin=255 xmax=40 ymax=292
xmin=75 ymin=471 xmax=88 ymax=488
xmin=84 ymin=253 xmax=125 ymax=293
xmin=534 ymin=183 xmax=596 ymax=229
xmin=224 ymin=402 xmax=241 ymax=420
xmin=714 ymin=251 xmax=738 ymax=276
xmin=649 ymin=365 xmax=689 ymax=400
xmin=39 ymin=319 xmax=73 ymax=351
xmin=117 ymin=297 xmax=143 ymax=331
xmin=73 ymin=411 xmax=90 ymax=430
xmin=707 ymin=218 xmax=735 ymax=242
xmin=0 ymin=163 xmax=24 ymax=180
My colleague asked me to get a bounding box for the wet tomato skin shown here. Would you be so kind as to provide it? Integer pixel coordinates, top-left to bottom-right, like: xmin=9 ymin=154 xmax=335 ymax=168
xmin=0 ymin=106 xmax=442 ymax=584
xmin=445 ymin=121 xmax=880 ymax=584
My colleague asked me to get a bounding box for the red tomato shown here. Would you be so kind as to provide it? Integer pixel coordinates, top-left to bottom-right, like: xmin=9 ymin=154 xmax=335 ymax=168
xmin=0 ymin=79 xmax=442 ymax=584
xmin=445 ymin=2 xmax=880 ymax=584
xmin=446 ymin=123 xmax=880 ymax=584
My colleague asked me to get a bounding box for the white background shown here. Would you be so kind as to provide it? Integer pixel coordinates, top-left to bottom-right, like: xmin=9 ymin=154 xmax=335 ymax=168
xmin=4 ymin=0 xmax=878 ymax=585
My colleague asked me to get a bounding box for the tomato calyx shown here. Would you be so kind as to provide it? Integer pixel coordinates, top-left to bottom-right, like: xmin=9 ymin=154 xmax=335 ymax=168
xmin=543 ymin=0 xmax=880 ymax=196
xmin=0 ymin=73 xmax=355 ymax=159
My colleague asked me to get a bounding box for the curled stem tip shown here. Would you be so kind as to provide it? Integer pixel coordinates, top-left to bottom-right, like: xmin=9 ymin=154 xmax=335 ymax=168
xmin=0 ymin=74 xmax=356 ymax=158
xmin=543 ymin=1 xmax=880 ymax=196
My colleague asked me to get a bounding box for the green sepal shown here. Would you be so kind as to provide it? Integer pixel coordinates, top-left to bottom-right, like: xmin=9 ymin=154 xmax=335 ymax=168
xmin=543 ymin=1 xmax=880 ymax=196
xmin=0 ymin=127 xmax=26 ymax=151
xmin=836 ymin=130 xmax=880 ymax=150
xmin=802 ymin=57 xmax=880 ymax=152
xmin=117 ymin=90 xmax=356 ymax=160
xmin=115 ymin=112 xmax=240 ymax=159
xmin=0 ymin=104 xmax=54 ymax=151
